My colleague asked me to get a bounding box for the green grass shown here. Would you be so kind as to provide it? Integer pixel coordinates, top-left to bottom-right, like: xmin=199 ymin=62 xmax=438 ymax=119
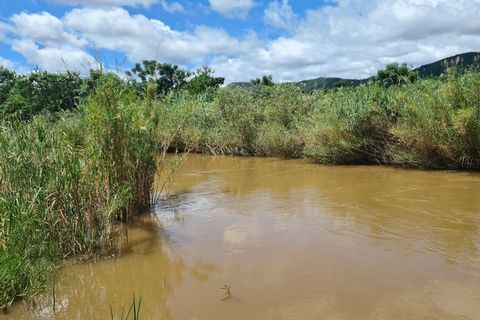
xmin=0 ymin=75 xmax=194 ymax=309
xmin=110 ymin=293 xmax=142 ymax=320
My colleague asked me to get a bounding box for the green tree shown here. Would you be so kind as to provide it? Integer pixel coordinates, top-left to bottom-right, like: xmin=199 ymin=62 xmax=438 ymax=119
xmin=373 ymin=63 xmax=418 ymax=88
xmin=0 ymin=67 xmax=16 ymax=106
xmin=1 ymin=69 xmax=83 ymax=120
xmin=126 ymin=60 xmax=190 ymax=97
xmin=186 ymin=66 xmax=224 ymax=94
xmin=251 ymin=75 xmax=274 ymax=86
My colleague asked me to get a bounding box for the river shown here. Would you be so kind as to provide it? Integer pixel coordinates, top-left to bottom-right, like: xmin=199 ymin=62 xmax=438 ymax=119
xmin=5 ymin=154 xmax=480 ymax=319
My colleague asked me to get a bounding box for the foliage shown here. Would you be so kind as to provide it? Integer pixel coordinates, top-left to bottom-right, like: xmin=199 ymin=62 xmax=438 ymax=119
xmin=387 ymin=72 xmax=480 ymax=168
xmin=126 ymin=60 xmax=190 ymax=97
xmin=0 ymin=69 xmax=84 ymax=121
xmin=186 ymin=66 xmax=224 ymax=95
xmin=373 ymin=63 xmax=418 ymax=88
xmin=0 ymin=73 xmax=192 ymax=308
xmin=0 ymin=67 xmax=16 ymax=106
xmin=251 ymin=75 xmax=274 ymax=86
xmin=167 ymin=70 xmax=480 ymax=170
xmin=110 ymin=293 xmax=142 ymax=320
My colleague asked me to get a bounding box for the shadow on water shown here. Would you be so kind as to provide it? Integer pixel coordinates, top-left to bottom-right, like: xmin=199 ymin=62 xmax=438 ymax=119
xmin=5 ymin=209 xmax=221 ymax=320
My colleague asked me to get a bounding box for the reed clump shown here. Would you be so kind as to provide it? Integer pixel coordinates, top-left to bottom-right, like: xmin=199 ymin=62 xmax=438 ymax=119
xmin=174 ymin=70 xmax=480 ymax=170
xmin=0 ymin=74 xmax=192 ymax=308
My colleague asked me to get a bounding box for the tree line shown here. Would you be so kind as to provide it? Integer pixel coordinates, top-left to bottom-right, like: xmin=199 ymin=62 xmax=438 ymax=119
xmin=0 ymin=60 xmax=421 ymax=121
xmin=0 ymin=61 xmax=225 ymax=121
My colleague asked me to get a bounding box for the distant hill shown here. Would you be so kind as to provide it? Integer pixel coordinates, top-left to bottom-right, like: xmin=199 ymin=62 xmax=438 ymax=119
xmin=228 ymin=77 xmax=367 ymax=91
xmin=228 ymin=51 xmax=480 ymax=91
xmin=293 ymin=77 xmax=368 ymax=91
xmin=415 ymin=52 xmax=480 ymax=78
xmin=227 ymin=81 xmax=252 ymax=88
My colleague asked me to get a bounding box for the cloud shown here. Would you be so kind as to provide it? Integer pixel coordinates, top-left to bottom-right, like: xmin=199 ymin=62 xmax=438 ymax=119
xmin=63 ymin=8 xmax=257 ymax=64
xmin=264 ymin=0 xmax=297 ymax=30
xmin=7 ymin=11 xmax=94 ymax=73
xmin=48 ymin=0 xmax=157 ymax=7
xmin=3 ymin=7 xmax=256 ymax=73
xmin=50 ymin=0 xmax=183 ymax=11
xmin=3 ymin=0 xmax=480 ymax=83
xmin=10 ymin=12 xmax=87 ymax=48
xmin=159 ymin=0 xmax=184 ymax=13
xmin=213 ymin=0 xmax=480 ymax=82
xmin=208 ymin=0 xmax=255 ymax=18
xmin=0 ymin=56 xmax=15 ymax=69
xmin=11 ymin=39 xmax=96 ymax=73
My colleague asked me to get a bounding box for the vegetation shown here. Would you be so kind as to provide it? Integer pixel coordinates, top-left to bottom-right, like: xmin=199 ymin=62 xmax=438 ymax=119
xmin=185 ymin=66 xmax=225 ymax=95
xmin=0 ymin=67 xmax=85 ymax=121
xmin=251 ymin=75 xmax=274 ymax=86
xmin=110 ymin=293 xmax=142 ymax=320
xmin=1 ymin=53 xmax=480 ymax=311
xmin=126 ymin=61 xmax=224 ymax=98
xmin=416 ymin=52 xmax=480 ymax=78
xmin=170 ymin=68 xmax=480 ymax=170
xmin=0 ymin=62 xmax=224 ymax=121
xmin=0 ymin=73 xmax=194 ymax=308
xmin=372 ymin=63 xmax=418 ymax=88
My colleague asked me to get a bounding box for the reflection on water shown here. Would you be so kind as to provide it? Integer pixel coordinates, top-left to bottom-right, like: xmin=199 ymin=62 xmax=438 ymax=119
xmin=5 ymin=154 xmax=480 ymax=319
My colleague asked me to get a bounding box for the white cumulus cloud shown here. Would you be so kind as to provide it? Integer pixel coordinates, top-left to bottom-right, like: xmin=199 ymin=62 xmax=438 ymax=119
xmin=214 ymin=0 xmax=480 ymax=82
xmin=48 ymin=0 xmax=158 ymax=7
xmin=11 ymin=12 xmax=87 ymax=48
xmin=0 ymin=56 xmax=15 ymax=69
xmin=11 ymin=39 xmax=96 ymax=73
xmin=264 ymin=0 xmax=297 ymax=30
xmin=63 ymin=8 xmax=257 ymax=64
xmin=209 ymin=0 xmax=255 ymax=18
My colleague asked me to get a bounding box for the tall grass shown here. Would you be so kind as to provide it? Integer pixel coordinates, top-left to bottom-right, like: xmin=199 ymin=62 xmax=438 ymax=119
xmin=0 ymin=74 xmax=193 ymax=308
xmin=173 ymin=70 xmax=480 ymax=170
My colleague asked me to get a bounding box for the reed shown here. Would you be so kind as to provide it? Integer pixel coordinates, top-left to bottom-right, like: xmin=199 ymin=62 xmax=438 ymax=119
xmin=172 ymin=70 xmax=480 ymax=170
xmin=110 ymin=293 xmax=142 ymax=320
xmin=0 ymin=74 xmax=192 ymax=308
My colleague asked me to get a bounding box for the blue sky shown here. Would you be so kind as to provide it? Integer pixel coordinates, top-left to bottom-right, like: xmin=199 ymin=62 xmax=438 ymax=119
xmin=0 ymin=0 xmax=479 ymax=82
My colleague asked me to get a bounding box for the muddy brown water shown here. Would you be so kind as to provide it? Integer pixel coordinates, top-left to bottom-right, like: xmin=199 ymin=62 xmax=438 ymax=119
xmin=5 ymin=154 xmax=480 ymax=319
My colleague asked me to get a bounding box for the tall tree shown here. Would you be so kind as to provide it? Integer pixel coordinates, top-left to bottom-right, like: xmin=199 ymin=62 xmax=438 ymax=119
xmin=251 ymin=75 xmax=274 ymax=86
xmin=126 ymin=60 xmax=190 ymax=97
xmin=1 ymin=69 xmax=83 ymax=120
xmin=186 ymin=66 xmax=224 ymax=94
xmin=373 ymin=63 xmax=418 ymax=88
xmin=0 ymin=67 xmax=16 ymax=107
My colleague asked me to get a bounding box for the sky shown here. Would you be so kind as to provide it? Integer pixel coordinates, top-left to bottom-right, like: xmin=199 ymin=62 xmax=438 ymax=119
xmin=0 ymin=0 xmax=479 ymax=83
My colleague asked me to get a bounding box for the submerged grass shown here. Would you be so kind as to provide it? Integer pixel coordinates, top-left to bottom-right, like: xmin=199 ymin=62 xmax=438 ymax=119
xmin=110 ymin=293 xmax=142 ymax=320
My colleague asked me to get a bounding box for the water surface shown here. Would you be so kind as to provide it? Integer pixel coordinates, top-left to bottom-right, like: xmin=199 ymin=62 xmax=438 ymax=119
xmin=5 ymin=154 xmax=480 ymax=319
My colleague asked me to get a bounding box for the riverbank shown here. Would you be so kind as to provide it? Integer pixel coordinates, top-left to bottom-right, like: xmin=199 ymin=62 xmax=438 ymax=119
xmin=174 ymin=70 xmax=480 ymax=170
